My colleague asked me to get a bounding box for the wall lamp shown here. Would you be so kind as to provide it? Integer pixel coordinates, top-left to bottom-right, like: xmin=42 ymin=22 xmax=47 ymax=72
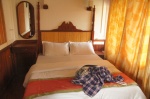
xmin=38 ymin=0 xmax=48 ymax=9
xmin=86 ymin=0 xmax=93 ymax=11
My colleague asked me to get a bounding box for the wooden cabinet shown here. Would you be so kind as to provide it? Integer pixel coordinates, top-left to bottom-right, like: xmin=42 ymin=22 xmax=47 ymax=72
xmin=11 ymin=40 xmax=37 ymax=76
xmin=95 ymin=51 xmax=105 ymax=59
xmin=93 ymin=40 xmax=105 ymax=59
xmin=0 ymin=45 xmax=14 ymax=92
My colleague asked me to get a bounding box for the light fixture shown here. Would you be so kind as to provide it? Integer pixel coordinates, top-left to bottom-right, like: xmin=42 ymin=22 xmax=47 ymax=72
xmin=38 ymin=0 xmax=48 ymax=9
xmin=43 ymin=4 xmax=48 ymax=9
xmin=87 ymin=0 xmax=93 ymax=11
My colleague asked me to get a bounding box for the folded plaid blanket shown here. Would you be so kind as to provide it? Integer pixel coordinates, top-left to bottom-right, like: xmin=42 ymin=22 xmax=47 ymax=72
xmin=72 ymin=65 xmax=124 ymax=97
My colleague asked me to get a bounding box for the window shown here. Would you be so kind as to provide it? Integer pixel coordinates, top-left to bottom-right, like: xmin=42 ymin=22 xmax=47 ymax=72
xmin=94 ymin=0 xmax=110 ymax=40
xmin=0 ymin=0 xmax=7 ymax=45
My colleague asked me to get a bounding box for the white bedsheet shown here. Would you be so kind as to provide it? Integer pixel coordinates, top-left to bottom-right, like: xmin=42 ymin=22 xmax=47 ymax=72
xmin=36 ymin=54 xmax=102 ymax=63
xmin=23 ymin=55 xmax=146 ymax=99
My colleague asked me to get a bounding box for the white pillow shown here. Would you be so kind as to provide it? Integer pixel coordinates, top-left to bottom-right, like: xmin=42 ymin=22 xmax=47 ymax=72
xmin=69 ymin=41 xmax=95 ymax=55
xmin=43 ymin=42 xmax=69 ymax=56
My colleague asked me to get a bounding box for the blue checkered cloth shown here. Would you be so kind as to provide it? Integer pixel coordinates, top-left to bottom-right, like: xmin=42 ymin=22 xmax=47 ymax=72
xmin=72 ymin=65 xmax=123 ymax=97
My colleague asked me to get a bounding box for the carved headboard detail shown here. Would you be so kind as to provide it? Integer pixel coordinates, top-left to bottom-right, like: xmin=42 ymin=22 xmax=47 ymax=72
xmin=40 ymin=21 xmax=91 ymax=40
xmin=48 ymin=21 xmax=83 ymax=32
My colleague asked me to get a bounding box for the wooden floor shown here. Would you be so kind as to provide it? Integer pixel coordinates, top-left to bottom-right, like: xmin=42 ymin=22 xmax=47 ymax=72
xmin=1 ymin=75 xmax=25 ymax=99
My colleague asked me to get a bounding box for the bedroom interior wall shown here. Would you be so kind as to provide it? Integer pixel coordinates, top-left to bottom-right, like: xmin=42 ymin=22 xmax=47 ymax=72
xmin=0 ymin=0 xmax=38 ymax=50
xmin=0 ymin=0 xmax=16 ymax=50
xmin=40 ymin=0 xmax=106 ymax=39
xmin=40 ymin=0 xmax=93 ymax=31
xmin=0 ymin=0 xmax=104 ymax=50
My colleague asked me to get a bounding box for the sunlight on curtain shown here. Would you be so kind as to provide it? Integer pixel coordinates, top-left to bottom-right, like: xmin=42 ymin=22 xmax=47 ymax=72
xmin=105 ymin=0 xmax=150 ymax=98
xmin=115 ymin=0 xmax=148 ymax=81
xmin=142 ymin=3 xmax=150 ymax=98
xmin=105 ymin=0 xmax=127 ymax=63
xmin=143 ymin=40 xmax=150 ymax=98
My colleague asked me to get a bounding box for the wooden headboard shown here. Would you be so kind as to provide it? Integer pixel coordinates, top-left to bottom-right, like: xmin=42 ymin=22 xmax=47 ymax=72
xmin=41 ymin=22 xmax=91 ymax=42
xmin=37 ymin=3 xmax=95 ymax=54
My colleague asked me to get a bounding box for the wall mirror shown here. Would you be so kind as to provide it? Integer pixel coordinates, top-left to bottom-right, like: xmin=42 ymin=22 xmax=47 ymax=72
xmin=16 ymin=1 xmax=35 ymax=39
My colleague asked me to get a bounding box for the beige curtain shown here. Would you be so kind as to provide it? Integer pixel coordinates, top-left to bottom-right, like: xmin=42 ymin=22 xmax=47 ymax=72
xmin=105 ymin=0 xmax=150 ymax=98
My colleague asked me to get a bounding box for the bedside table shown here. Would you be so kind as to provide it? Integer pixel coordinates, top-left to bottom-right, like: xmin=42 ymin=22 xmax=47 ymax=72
xmin=11 ymin=40 xmax=37 ymax=76
xmin=95 ymin=51 xmax=105 ymax=59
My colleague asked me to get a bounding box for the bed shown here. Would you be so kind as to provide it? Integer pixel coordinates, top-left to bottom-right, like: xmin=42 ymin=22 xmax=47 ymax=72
xmin=23 ymin=21 xmax=146 ymax=99
xmin=23 ymin=3 xmax=146 ymax=99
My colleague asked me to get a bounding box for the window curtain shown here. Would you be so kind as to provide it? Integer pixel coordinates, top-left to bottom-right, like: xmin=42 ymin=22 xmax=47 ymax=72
xmin=105 ymin=0 xmax=150 ymax=98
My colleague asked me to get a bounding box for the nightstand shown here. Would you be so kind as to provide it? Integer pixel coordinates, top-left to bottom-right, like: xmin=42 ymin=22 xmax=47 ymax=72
xmin=95 ymin=51 xmax=105 ymax=59
xmin=11 ymin=40 xmax=37 ymax=76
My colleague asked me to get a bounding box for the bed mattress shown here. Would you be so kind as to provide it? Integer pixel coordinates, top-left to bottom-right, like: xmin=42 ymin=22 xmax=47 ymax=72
xmin=23 ymin=55 xmax=146 ymax=99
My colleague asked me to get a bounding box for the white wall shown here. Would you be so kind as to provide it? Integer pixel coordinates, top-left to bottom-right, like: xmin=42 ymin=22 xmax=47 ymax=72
xmin=40 ymin=0 xmax=93 ymax=31
xmin=0 ymin=0 xmax=16 ymax=50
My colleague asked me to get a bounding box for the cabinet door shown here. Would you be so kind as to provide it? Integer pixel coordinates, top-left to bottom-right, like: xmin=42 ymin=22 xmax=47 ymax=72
xmin=11 ymin=40 xmax=38 ymax=77
xmin=15 ymin=52 xmax=36 ymax=75
xmin=12 ymin=46 xmax=37 ymax=77
xmin=0 ymin=47 xmax=13 ymax=87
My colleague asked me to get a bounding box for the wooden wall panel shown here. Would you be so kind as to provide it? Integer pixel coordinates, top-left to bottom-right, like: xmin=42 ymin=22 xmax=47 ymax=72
xmin=42 ymin=32 xmax=59 ymax=42
xmin=41 ymin=32 xmax=91 ymax=42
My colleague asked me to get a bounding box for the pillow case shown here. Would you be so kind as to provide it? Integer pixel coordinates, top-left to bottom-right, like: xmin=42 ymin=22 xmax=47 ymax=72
xmin=43 ymin=41 xmax=69 ymax=56
xmin=69 ymin=41 xmax=95 ymax=55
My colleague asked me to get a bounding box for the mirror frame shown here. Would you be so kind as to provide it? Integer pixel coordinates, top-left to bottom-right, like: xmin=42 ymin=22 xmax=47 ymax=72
xmin=16 ymin=1 xmax=35 ymax=39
